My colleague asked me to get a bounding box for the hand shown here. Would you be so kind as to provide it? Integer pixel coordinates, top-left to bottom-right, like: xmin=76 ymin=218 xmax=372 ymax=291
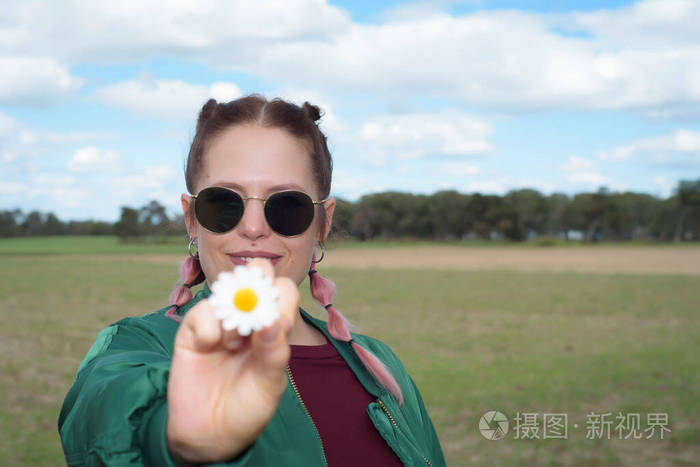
xmin=166 ymin=259 xmax=298 ymax=463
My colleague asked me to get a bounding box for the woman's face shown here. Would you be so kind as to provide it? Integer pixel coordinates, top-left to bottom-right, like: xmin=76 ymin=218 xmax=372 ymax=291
xmin=181 ymin=124 xmax=335 ymax=287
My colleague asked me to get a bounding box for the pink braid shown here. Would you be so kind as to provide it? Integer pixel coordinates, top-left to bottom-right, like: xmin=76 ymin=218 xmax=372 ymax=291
xmin=309 ymin=252 xmax=404 ymax=405
xmin=165 ymin=255 xmax=205 ymax=323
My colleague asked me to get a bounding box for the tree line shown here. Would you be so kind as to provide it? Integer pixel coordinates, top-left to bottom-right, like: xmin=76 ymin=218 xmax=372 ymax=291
xmin=0 ymin=201 xmax=185 ymax=240
xmin=2 ymin=180 xmax=699 ymax=242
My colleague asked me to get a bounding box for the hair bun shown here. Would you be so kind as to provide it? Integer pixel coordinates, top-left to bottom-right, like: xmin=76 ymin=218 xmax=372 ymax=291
xmin=198 ymin=98 xmax=219 ymax=124
xmin=303 ymin=102 xmax=322 ymax=122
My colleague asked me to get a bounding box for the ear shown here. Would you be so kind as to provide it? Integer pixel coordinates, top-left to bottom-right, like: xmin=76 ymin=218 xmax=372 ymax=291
xmin=181 ymin=193 xmax=197 ymax=238
xmin=320 ymin=197 xmax=336 ymax=243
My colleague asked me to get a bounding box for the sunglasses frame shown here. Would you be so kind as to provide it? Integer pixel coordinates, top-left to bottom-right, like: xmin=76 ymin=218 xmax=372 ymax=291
xmin=191 ymin=186 xmax=329 ymax=237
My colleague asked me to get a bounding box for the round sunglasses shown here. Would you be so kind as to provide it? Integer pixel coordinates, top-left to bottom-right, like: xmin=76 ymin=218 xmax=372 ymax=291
xmin=192 ymin=186 xmax=328 ymax=237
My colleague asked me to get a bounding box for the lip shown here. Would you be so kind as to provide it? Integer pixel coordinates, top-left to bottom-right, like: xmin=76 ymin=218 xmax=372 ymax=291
xmin=228 ymin=250 xmax=282 ymax=267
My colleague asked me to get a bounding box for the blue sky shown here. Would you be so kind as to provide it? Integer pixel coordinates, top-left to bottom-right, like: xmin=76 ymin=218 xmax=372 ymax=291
xmin=1 ymin=0 xmax=699 ymax=222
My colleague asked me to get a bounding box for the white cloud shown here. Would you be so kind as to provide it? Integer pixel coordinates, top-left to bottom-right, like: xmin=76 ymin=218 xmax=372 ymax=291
xmin=246 ymin=3 xmax=700 ymax=115
xmin=93 ymin=74 xmax=242 ymax=119
xmin=1 ymin=112 xmax=107 ymax=165
xmin=2 ymin=165 xmax=182 ymax=220
xmin=0 ymin=181 xmax=25 ymax=195
xmin=4 ymin=0 xmax=700 ymax=115
xmin=561 ymin=156 xmax=608 ymax=186
xmin=441 ymin=163 xmax=480 ymax=177
xmin=571 ymin=0 xmax=700 ymax=48
xmin=27 ymin=174 xmax=89 ymax=208
xmin=111 ymin=165 xmax=178 ymax=200
xmin=209 ymin=83 xmax=244 ymax=103
xmin=45 ymin=187 xmax=91 ymax=207
xmin=0 ymin=56 xmax=82 ymax=105
xmin=358 ymin=110 xmax=493 ymax=162
xmin=464 ymin=180 xmax=507 ymax=194
xmin=68 ymin=146 xmax=120 ymax=172
xmin=19 ymin=130 xmax=38 ymax=145
xmin=0 ymin=113 xmax=18 ymax=134
xmin=329 ymin=169 xmax=374 ymax=201
xmin=0 ymin=0 xmax=351 ymax=62
xmin=2 ymin=153 xmax=18 ymax=164
xmin=0 ymin=114 xmax=20 ymax=161
xmin=332 ymin=169 xmax=370 ymax=193
xmin=598 ymin=130 xmax=700 ymax=167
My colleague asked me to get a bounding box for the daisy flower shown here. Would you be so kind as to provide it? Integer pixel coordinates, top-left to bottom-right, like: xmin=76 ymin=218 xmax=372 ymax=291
xmin=210 ymin=266 xmax=280 ymax=336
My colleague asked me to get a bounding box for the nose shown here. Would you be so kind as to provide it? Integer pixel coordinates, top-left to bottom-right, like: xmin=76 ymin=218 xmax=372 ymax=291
xmin=236 ymin=198 xmax=271 ymax=241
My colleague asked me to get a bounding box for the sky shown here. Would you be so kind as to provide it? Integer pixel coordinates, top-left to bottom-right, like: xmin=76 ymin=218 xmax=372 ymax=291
xmin=1 ymin=0 xmax=699 ymax=222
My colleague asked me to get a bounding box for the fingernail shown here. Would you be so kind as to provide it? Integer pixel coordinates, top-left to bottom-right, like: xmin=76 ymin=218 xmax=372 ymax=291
xmin=261 ymin=322 xmax=280 ymax=342
xmin=225 ymin=337 xmax=242 ymax=349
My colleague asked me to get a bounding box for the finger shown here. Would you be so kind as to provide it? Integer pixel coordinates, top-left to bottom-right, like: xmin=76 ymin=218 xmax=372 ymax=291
xmin=250 ymin=320 xmax=290 ymax=392
xmin=248 ymin=277 xmax=299 ymax=377
xmin=246 ymin=258 xmax=274 ymax=280
xmin=221 ymin=327 xmax=247 ymax=351
xmin=176 ymin=300 xmax=221 ymax=352
xmin=274 ymin=277 xmax=299 ymax=335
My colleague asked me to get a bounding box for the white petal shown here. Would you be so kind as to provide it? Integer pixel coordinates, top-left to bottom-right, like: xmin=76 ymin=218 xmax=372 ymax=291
xmin=209 ymin=265 xmax=280 ymax=336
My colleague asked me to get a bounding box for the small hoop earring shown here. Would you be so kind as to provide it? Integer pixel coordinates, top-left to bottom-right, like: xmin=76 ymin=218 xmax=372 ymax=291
xmin=187 ymin=236 xmax=198 ymax=257
xmin=312 ymin=244 xmax=325 ymax=264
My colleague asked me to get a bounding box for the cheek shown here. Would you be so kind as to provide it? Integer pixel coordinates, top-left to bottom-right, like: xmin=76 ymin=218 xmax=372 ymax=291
xmin=281 ymin=236 xmax=316 ymax=281
xmin=196 ymin=232 xmax=228 ymax=278
xmin=289 ymin=236 xmax=314 ymax=262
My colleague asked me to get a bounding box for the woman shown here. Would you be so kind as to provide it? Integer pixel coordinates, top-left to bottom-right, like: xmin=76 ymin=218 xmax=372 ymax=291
xmin=58 ymin=96 xmax=446 ymax=466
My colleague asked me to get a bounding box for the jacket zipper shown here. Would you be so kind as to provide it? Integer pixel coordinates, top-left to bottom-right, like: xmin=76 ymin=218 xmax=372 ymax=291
xmin=286 ymin=365 xmax=328 ymax=467
xmin=377 ymin=399 xmax=433 ymax=467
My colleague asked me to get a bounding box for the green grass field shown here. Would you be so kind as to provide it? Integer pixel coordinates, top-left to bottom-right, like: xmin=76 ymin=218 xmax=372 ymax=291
xmin=0 ymin=235 xmax=188 ymax=255
xmin=1 ymin=237 xmax=699 ymax=465
xmin=2 ymin=235 xmax=696 ymax=256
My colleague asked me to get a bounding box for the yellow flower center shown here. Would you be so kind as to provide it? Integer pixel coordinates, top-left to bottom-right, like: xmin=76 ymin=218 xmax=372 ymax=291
xmin=233 ymin=287 xmax=258 ymax=312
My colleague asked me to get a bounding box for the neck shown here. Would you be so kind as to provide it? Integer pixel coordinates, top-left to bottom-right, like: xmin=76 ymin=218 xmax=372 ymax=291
xmin=287 ymin=310 xmax=327 ymax=346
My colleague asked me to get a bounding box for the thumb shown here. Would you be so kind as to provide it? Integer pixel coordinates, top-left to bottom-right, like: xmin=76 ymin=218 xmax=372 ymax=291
xmin=176 ymin=299 xmax=221 ymax=352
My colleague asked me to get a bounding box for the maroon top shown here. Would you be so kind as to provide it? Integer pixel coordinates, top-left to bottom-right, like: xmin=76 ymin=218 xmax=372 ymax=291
xmin=289 ymin=337 xmax=403 ymax=466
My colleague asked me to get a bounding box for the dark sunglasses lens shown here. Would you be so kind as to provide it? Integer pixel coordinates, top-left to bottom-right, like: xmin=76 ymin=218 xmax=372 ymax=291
xmin=195 ymin=187 xmax=244 ymax=233
xmin=265 ymin=191 xmax=315 ymax=236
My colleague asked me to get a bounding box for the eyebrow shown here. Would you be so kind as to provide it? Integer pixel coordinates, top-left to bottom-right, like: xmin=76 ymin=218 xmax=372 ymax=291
xmin=210 ymin=181 xmax=309 ymax=195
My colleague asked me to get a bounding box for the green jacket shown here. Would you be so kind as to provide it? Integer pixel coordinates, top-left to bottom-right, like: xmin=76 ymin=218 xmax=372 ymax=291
xmin=58 ymin=285 xmax=446 ymax=466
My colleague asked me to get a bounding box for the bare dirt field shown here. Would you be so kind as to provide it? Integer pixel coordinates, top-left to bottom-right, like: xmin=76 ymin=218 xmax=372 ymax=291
xmin=91 ymin=246 xmax=700 ymax=275
xmin=323 ymin=246 xmax=700 ymax=275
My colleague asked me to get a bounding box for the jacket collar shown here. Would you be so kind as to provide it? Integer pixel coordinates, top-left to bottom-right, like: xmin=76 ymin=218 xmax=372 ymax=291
xmin=182 ymin=282 xmax=384 ymax=397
